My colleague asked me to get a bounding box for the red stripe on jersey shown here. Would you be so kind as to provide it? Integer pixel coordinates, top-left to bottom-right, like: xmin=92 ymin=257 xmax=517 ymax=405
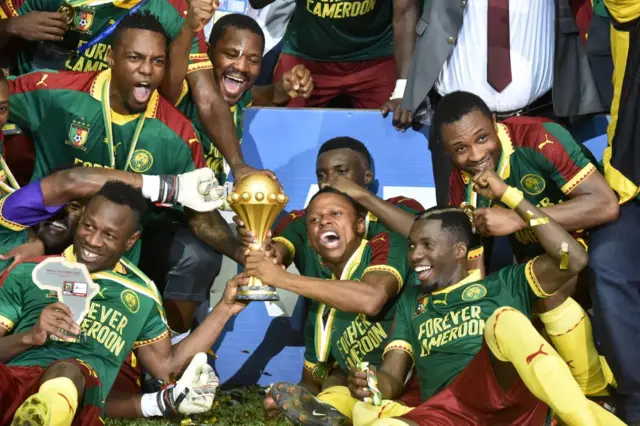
xmin=385 ymin=196 xmax=424 ymax=212
xmin=155 ymin=99 xmax=206 ymax=168
xmin=502 ymin=117 xmax=584 ymax=183
xmin=369 ymin=232 xmax=391 ymax=266
xmin=9 ymin=71 xmax=96 ymax=97
xmin=273 ymin=209 xmax=306 ymax=236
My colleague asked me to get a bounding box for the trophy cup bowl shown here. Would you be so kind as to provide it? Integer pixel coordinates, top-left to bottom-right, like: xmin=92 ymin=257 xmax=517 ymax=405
xmin=227 ymin=173 xmax=288 ymax=301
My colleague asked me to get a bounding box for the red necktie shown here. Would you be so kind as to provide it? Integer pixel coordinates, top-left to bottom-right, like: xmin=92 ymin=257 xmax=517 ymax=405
xmin=487 ymin=0 xmax=512 ymax=93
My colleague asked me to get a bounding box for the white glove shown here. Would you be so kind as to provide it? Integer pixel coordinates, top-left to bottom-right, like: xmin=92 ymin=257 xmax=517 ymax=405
xmin=176 ymin=353 xmax=219 ymax=414
xmin=155 ymin=352 xmax=219 ymax=416
xmin=155 ymin=168 xmax=225 ymax=212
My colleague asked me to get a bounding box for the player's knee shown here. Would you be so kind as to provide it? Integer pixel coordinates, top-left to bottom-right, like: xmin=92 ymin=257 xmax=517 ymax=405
xmin=42 ymin=361 xmax=86 ymax=398
xmin=484 ymin=307 xmax=526 ymax=361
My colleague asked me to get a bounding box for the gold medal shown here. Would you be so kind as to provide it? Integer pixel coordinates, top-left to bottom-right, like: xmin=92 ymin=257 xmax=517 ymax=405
xmin=312 ymin=363 xmax=329 ymax=383
xmin=58 ymin=4 xmax=75 ymax=26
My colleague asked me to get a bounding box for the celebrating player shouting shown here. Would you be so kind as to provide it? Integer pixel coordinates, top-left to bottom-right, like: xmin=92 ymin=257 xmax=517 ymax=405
xmin=345 ymin=170 xmax=624 ymax=426
xmin=243 ymin=187 xmax=412 ymax=424
xmin=0 ymin=181 xmax=251 ymax=425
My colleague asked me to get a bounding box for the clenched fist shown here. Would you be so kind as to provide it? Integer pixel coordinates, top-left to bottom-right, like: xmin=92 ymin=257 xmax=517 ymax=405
xmin=281 ymin=64 xmax=313 ymax=100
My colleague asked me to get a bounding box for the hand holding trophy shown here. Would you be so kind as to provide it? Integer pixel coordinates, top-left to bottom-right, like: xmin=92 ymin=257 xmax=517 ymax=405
xmin=227 ymin=173 xmax=288 ymax=301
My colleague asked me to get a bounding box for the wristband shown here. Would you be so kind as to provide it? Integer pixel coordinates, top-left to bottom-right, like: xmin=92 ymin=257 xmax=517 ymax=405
xmin=390 ymin=79 xmax=407 ymax=100
xmin=559 ymin=242 xmax=569 ymax=270
xmin=158 ymin=175 xmax=179 ymax=205
xmin=529 ymin=217 xmax=550 ymax=227
xmin=500 ymin=186 xmax=524 ymax=209
xmin=141 ymin=175 xmax=160 ymax=202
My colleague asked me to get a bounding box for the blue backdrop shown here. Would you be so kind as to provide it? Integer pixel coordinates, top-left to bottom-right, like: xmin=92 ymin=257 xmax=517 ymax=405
xmin=207 ymin=108 xmax=610 ymax=387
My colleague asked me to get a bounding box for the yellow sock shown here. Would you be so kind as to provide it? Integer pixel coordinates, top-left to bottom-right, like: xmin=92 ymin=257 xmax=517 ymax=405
xmin=38 ymin=377 xmax=79 ymax=426
xmin=352 ymin=400 xmax=414 ymax=426
xmin=317 ymin=386 xmax=359 ymax=420
xmin=539 ymin=297 xmax=610 ymax=395
xmin=370 ymin=419 xmax=410 ymax=426
xmin=485 ymin=307 xmax=625 ymax=426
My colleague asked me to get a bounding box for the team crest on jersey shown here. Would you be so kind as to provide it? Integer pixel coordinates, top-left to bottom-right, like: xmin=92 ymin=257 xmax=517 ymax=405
xmin=121 ymin=289 xmax=140 ymax=314
xmin=67 ymin=120 xmax=90 ymax=150
xmin=74 ymin=9 xmax=94 ymax=34
xmin=521 ymin=174 xmax=546 ymax=196
xmin=129 ymin=149 xmax=154 ymax=173
xmin=461 ymin=284 xmax=487 ymax=302
xmin=414 ymin=295 xmax=428 ymax=316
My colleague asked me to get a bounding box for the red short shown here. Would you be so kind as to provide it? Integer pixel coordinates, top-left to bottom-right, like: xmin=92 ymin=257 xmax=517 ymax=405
xmin=0 ymin=359 xmax=103 ymax=426
xmin=398 ymin=373 xmax=422 ymax=407
xmin=110 ymin=352 xmax=142 ymax=394
xmin=402 ymin=342 xmax=549 ymax=426
xmin=273 ymin=53 xmax=396 ymax=109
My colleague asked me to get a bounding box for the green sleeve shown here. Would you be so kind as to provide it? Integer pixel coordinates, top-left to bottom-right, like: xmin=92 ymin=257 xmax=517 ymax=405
xmin=536 ymin=122 xmax=597 ymax=195
xmin=17 ymin=0 xmax=62 ymax=14
xmin=7 ymin=73 xmax=53 ymax=132
xmin=364 ymin=232 xmax=409 ymax=291
xmin=133 ymin=306 xmax=169 ymax=348
xmin=384 ymin=290 xmax=416 ymax=363
xmin=272 ymin=211 xmax=308 ymax=266
xmin=493 ymin=261 xmax=543 ymax=315
xmin=0 ymin=264 xmax=28 ymax=332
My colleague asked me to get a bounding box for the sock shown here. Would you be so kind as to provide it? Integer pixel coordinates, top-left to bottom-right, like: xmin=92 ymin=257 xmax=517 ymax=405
xmin=317 ymin=386 xmax=358 ymax=419
xmin=485 ymin=307 xmax=625 ymax=426
xmin=370 ymin=418 xmax=411 ymax=425
xmin=38 ymin=377 xmax=79 ymax=426
xmin=352 ymin=400 xmax=413 ymax=426
xmin=141 ymin=392 xmax=163 ymax=417
xmin=539 ymin=297 xmax=610 ymax=396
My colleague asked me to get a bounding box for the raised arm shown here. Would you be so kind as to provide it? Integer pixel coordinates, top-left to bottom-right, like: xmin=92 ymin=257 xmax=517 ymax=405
xmin=473 ymin=170 xmax=588 ymax=295
xmin=251 ymin=64 xmax=313 ymax=106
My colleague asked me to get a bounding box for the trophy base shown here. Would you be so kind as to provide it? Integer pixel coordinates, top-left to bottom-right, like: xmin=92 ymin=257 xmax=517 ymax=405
xmin=236 ymin=285 xmax=280 ymax=301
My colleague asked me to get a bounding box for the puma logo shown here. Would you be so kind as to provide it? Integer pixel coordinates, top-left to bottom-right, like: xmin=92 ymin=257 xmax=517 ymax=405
xmin=538 ymin=135 xmax=554 ymax=150
xmin=370 ymin=235 xmax=386 ymax=244
xmin=525 ymin=344 xmax=549 ymax=364
xmin=36 ymin=74 xmax=48 ymax=87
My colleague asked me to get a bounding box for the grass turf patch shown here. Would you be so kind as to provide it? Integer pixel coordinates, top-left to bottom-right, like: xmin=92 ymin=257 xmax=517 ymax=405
xmin=105 ymin=386 xmax=294 ymax=426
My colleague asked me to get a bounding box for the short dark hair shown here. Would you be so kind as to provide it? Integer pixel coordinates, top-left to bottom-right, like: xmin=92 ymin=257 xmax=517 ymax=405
xmin=113 ymin=11 xmax=168 ymax=49
xmin=308 ymin=187 xmax=365 ymax=218
xmin=208 ymin=13 xmax=265 ymax=51
xmin=0 ymin=72 xmax=6 ymax=82
xmin=93 ymin=181 xmax=148 ymax=228
xmin=317 ymin=137 xmax=373 ymax=170
xmin=415 ymin=206 xmax=473 ymax=248
xmin=432 ymin=91 xmax=493 ymax=144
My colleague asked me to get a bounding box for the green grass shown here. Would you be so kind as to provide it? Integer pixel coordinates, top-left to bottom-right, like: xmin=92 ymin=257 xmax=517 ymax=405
xmin=105 ymin=387 xmax=294 ymax=426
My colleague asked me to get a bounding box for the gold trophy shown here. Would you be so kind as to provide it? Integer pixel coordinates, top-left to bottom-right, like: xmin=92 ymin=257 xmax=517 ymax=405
xmin=227 ymin=173 xmax=288 ymax=301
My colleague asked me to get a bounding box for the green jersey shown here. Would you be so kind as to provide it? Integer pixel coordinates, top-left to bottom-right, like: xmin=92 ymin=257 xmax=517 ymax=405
xmin=0 ymin=246 xmax=168 ymax=411
xmin=7 ymin=69 xmax=206 ymax=181
xmin=303 ymin=231 xmax=411 ymax=381
xmin=273 ymin=196 xmax=423 ymax=278
xmin=282 ymin=0 xmax=393 ymax=61
xmin=450 ymin=117 xmax=596 ymax=261
xmin=175 ymin=81 xmax=253 ymax=183
xmin=387 ymin=261 xmax=545 ymax=401
xmin=11 ymin=0 xmax=211 ymax=76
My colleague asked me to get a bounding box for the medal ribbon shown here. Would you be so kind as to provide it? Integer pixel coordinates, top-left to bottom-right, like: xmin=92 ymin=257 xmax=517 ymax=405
xmin=70 ymin=0 xmax=148 ymax=55
xmin=100 ymin=74 xmax=147 ymax=170
xmin=314 ymin=239 xmax=369 ymax=363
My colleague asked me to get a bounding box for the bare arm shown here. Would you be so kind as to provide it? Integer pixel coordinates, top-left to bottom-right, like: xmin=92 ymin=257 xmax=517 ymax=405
xmin=348 ymin=350 xmax=412 ymax=400
xmin=136 ymin=275 xmax=249 ymax=380
xmin=392 ymin=0 xmax=419 ymax=79
xmin=251 ymin=84 xmax=289 ymax=107
xmin=251 ymin=65 xmax=313 ymax=107
xmin=473 ymin=170 xmax=588 ymax=295
xmin=187 ymin=69 xmax=249 ymax=176
xmin=0 ymin=329 xmax=33 ymax=363
xmin=40 ymin=167 xmax=142 ymax=206
xmin=352 ymin=190 xmax=416 ymax=237
xmin=160 ymin=25 xmax=195 ymax=105
xmin=246 ymin=251 xmax=399 ymax=316
xmin=186 ymin=208 xmax=245 ymax=264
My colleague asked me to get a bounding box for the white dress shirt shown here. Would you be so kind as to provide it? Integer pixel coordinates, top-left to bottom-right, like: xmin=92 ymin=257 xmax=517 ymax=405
xmin=435 ymin=0 xmax=555 ymax=112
